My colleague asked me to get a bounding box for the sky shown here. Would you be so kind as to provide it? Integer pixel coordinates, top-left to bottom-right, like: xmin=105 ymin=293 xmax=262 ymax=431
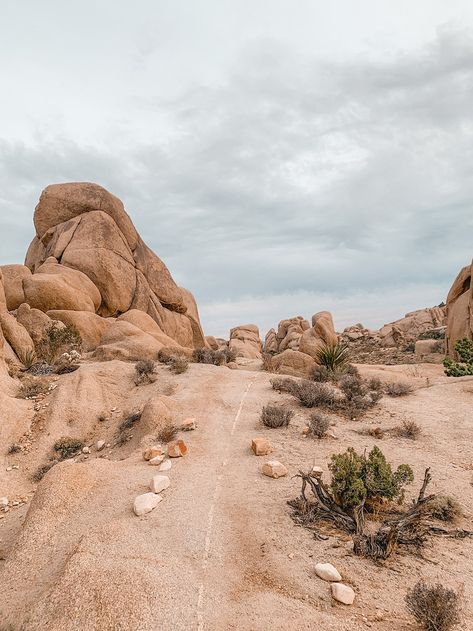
xmin=1 ymin=1 xmax=472 ymax=338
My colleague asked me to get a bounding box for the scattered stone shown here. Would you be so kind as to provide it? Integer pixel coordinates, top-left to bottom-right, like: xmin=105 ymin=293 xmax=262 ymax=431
xmin=251 ymin=437 xmax=272 ymax=456
xmin=159 ymin=460 xmax=172 ymax=471
xmin=261 ymin=460 xmax=288 ymax=479
xmin=168 ymin=439 xmax=187 ymax=458
xmin=181 ymin=418 xmax=196 ymax=431
xmin=315 ymin=563 xmax=342 ymax=582
xmin=331 ymin=583 xmax=355 ymax=605
xmin=310 ymin=466 xmax=324 ymax=478
xmin=11 ymin=465 xmax=19 ymax=470
xmin=96 ymin=440 xmax=105 ymax=451
xmin=133 ymin=492 xmax=162 ymax=516
xmin=82 ymin=446 xmax=91 ymax=454
xmin=148 ymin=454 xmax=165 ymax=466
xmin=6 ymin=467 xmax=12 ymax=472
xmin=0 ymin=498 xmax=8 ymax=508
xmin=149 ymin=474 xmax=170 ymax=494
xmin=143 ymin=445 xmax=165 ymax=461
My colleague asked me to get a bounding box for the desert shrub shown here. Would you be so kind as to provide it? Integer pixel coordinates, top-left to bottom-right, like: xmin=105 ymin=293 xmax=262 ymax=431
xmin=312 ymin=365 xmax=330 ymax=382
xmin=157 ymin=424 xmax=179 ymax=443
xmin=16 ymin=376 xmax=49 ymax=399
xmin=32 ymin=460 xmax=58 ymax=482
xmin=220 ymin=347 xmax=237 ymax=363
xmin=7 ymin=443 xmax=21 ymax=454
xmin=419 ymin=329 xmax=445 ymax=340
xmin=261 ymin=404 xmax=294 ymax=428
xmin=17 ymin=348 xmax=37 ymax=369
xmin=338 ymin=374 xmax=381 ymax=414
xmin=168 ymin=356 xmax=189 ymax=374
xmin=270 ymin=377 xmax=298 ymax=394
xmin=345 ymin=364 xmax=361 ymax=378
xmin=385 ymin=381 xmax=413 ymax=397
xmin=36 ymin=322 xmax=82 ymax=365
xmin=367 ymin=377 xmax=383 ymax=392
xmin=53 ymin=437 xmax=84 ymax=460
xmin=428 ymin=494 xmax=462 ymax=522
xmin=393 ymin=420 xmax=421 ymax=440
xmin=329 ymin=446 xmax=414 ymax=511
xmin=294 ymin=380 xmax=337 ymax=409
xmin=405 ymin=581 xmax=462 ymax=631
xmin=307 ymin=412 xmax=331 ymax=438
xmin=315 ymin=342 xmax=349 ymax=376
xmin=261 ymin=352 xmax=274 ymax=372
xmin=119 ymin=412 xmax=142 ymax=432
xmin=444 ymin=338 xmax=473 ymax=376
xmin=192 ymin=347 xmax=233 ymax=366
xmin=134 ymin=360 xmax=156 ymax=385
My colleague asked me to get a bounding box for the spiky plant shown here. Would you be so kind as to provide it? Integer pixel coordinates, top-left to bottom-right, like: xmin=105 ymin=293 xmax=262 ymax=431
xmin=315 ymin=342 xmax=349 ymax=376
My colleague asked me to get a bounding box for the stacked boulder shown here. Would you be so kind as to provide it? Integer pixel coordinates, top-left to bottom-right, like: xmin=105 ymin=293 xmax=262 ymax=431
xmin=0 ymin=182 xmax=206 ymax=364
xmin=229 ymin=324 xmax=262 ymax=359
xmin=377 ymin=306 xmax=446 ymax=348
xmin=445 ymin=261 xmax=473 ymax=355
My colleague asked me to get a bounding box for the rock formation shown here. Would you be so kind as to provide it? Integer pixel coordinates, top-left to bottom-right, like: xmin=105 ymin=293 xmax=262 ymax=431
xmin=0 ymin=182 xmax=206 ymax=364
xmin=378 ymin=306 xmax=446 ymax=348
xmin=445 ymin=261 xmax=472 ymax=355
xmin=229 ymin=324 xmax=262 ymax=359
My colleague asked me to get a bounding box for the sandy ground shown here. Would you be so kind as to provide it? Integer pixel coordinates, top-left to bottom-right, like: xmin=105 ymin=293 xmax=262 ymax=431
xmin=1 ymin=360 xmax=473 ymax=630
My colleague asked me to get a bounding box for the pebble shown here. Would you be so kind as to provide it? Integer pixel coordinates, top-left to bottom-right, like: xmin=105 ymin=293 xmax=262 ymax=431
xmin=133 ymin=492 xmax=162 ymax=516
xmin=331 ymin=583 xmax=355 ymax=605
xmin=261 ymin=461 xmax=288 ymax=479
xmin=315 ymin=563 xmax=342 ymax=582
xmin=148 ymin=454 xmax=165 ymax=466
xmin=143 ymin=445 xmax=165 ymax=461
xmin=159 ymin=460 xmax=172 ymax=471
xmin=181 ymin=418 xmax=196 ymax=431
xmin=149 ymin=474 xmax=170 ymax=494
xmin=96 ymin=440 xmax=105 ymax=451
xmin=82 ymin=446 xmax=91 ymax=454
xmin=0 ymin=498 xmax=8 ymax=508
xmin=168 ymin=440 xmax=188 ymax=458
xmin=251 ymin=437 xmax=272 ymax=456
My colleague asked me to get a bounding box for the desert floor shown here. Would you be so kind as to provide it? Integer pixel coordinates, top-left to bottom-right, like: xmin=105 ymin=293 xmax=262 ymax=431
xmin=1 ymin=360 xmax=472 ymax=630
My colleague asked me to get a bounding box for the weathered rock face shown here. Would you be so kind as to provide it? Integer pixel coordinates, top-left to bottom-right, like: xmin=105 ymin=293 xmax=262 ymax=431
xmin=378 ymin=306 xmax=446 ymax=348
xmin=229 ymin=324 xmax=262 ymax=359
xmin=445 ymin=262 xmax=472 ymax=355
xmin=269 ymin=349 xmax=316 ymax=379
xmin=299 ymin=311 xmax=338 ymax=359
xmin=13 ymin=182 xmax=205 ymax=356
xmin=264 ymin=316 xmax=310 ymax=354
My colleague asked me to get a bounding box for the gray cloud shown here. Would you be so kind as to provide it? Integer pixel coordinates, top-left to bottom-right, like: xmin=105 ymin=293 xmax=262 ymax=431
xmin=1 ymin=22 xmax=472 ymax=337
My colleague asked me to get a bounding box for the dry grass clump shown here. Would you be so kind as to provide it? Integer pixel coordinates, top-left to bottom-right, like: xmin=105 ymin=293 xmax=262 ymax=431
xmin=192 ymin=347 xmax=236 ymax=366
xmin=385 ymin=381 xmax=413 ymax=397
xmin=134 ymin=360 xmax=156 ymax=385
xmin=36 ymin=322 xmax=82 ymax=364
xmin=294 ymin=380 xmax=337 ymax=409
xmin=157 ymin=424 xmax=180 ymax=443
xmin=270 ymin=377 xmax=298 ymax=394
xmin=312 ymin=365 xmax=330 ymax=382
xmin=405 ymin=581 xmax=462 ymax=631
xmin=7 ymin=443 xmax=22 ymax=454
xmin=32 ymin=460 xmax=58 ymax=482
xmin=428 ymin=494 xmax=462 ymax=522
xmin=261 ymin=352 xmax=275 ymax=372
xmin=338 ymin=374 xmax=383 ymax=415
xmin=16 ymin=376 xmax=50 ymax=399
xmin=358 ymin=426 xmax=385 ymax=439
xmin=307 ymin=412 xmax=331 ymax=438
xmin=119 ymin=412 xmax=142 ymax=432
xmin=168 ymin=356 xmax=189 ymax=374
xmin=54 ymin=437 xmax=84 ymax=460
xmin=392 ymin=420 xmax=422 ymax=440
xmin=261 ymin=404 xmax=294 ymax=428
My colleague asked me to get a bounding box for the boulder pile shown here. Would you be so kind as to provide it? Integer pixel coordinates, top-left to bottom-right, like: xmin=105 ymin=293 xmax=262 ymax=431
xmin=445 ymin=260 xmax=472 ymax=355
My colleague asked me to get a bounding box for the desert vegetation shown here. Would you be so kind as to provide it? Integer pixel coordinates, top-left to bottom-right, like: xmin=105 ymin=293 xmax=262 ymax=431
xmin=444 ymin=338 xmax=473 ymax=376
xmin=405 ymin=581 xmax=462 ymax=631
xmin=261 ymin=404 xmax=294 ymax=428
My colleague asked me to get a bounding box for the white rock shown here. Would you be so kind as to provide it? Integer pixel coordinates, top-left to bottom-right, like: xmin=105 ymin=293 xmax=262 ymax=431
xmin=148 ymin=454 xmax=165 ymax=466
xmin=310 ymin=466 xmax=324 ymax=478
xmin=315 ymin=563 xmax=342 ymax=582
xmin=133 ymin=492 xmax=162 ymax=516
xmin=181 ymin=418 xmax=196 ymax=431
xmin=261 ymin=460 xmax=288 ymax=479
xmin=0 ymin=497 xmax=8 ymax=508
xmin=82 ymin=446 xmax=91 ymax=454
xmin=159 ymin=460 xmax=172 ymax=471
xmin=149 ymin=474 xmax=170 ymax=494
xmin=331 ymin=583 xmax=355 ymax=605
xmin=96 ymin=440 xmax=105 ymax=451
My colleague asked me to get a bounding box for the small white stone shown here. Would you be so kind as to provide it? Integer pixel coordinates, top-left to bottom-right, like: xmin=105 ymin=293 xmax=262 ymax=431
xmin=310 ymin=466 xmax=324 ymax=478
xmin=133 ymin=492 xmax=162 ymax=516
xmin=0 ymin=497 xmax=8 ymax=508
xmin=159 ymin=460 xmax=172 ymax=471
xmin=261 ymin=460 xmax=288 ymax=479
xmin=82 ymin=446 xmax=91 ymax=454
xmin=181 ymin=418 xmax=196 ymax=431
xmin=96 ymin=440 xmax=105 ymax=451
xmin=149 ymin=474 xmax=170 ymax=494
xmin=148 ymin=454 xmax=165 ymax=466
xmin=315 ymin=562 xmax=342 ymax=582
xmin=331 ymin=582 xmax=355 ymax=605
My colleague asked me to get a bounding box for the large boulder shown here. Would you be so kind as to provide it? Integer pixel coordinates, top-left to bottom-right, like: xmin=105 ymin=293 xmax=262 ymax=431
xmin=299 ymin=311 xmax=338 ymax=359
xmin=445 ymin=262 xmax=472 ymax=355
xmin=269 ymin=349 xmax=316 ymax=379
xmin=47 ymin=310 xmax=111 ymax=352
xmin=0 ymin=312 xmax=35 ymax=358
xmin=0 ymin=264 xmax=31 ymax=310
xmin=16 ymin=303 xmax=53 ymax=344
xmin=229 ymin=324 xmax=262 ymax=359
xmin=0 ymin=269 xmax=6 ymax=312
xmin=23 ymin=257 xmax=101 ymax=313
xmin=276 ymin=316 xmax=310 ymax=352
xmin=264 ymin=328 xmax=278 ymax=354
xmin=379 ymin=306 xmax=446 ymax=348
xmin=93 ymin=320 xmax=163 ymax=361
xmin=118 ymin=310 xmax=178 ymax=348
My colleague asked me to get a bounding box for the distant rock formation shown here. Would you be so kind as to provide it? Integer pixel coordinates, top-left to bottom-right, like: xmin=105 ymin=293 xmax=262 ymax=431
xmin=0 ymin=182 xmax=206 ymax=363
xmin=229 ymin=324 xmax=262 ymax=359
xmin=445 ymin=261 xmax=472 ymax=355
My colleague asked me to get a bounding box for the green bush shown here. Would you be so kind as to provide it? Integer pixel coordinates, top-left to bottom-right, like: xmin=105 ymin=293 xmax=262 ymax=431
xmin=329 ymin=446 xmax=414 ymax=511
xmin=315 ymin=342 xmax=349 ymax=376
xmin=444 ymin=338 xmax=473 ymax=376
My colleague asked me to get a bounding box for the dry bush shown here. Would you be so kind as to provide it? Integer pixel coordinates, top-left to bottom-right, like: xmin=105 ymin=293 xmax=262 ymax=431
xmin=405 ymin=581 xmax=462 ymax=631
xmin=270 ymin=377 xmax=298 ymax=395
xmin=18 ymin=348 xmax=37 ymax=369
xmin=119 ymin=412 xmax=142 ymax=432
xmin=358 ymin=426 xmax=385 ymax=439
xmin=308 ymin=412 xmax=331 ymax=438
xmin=7 ymin=443 xmax=22 ymax=454
xmin=386 ymin=381 xmax=413 ymax=397
xmin=32 ymin=460 xmax=58 ymax=482
xmin=345 ymin=364 xmax=361 ymax=378
xmin=393 ymin=420 xmax=422 ymax=440
xmin=429 ymin=494 xmax=462 ymax=522
xmin=193 ymin=347 xmax=234 ymax=366
xmin=54 ymin=437 xmax=84 ymax=460
xmin=134 ymin=360 xmax=156 ymax=385
xmin=168 ymin=356 xmax=189 ymax=374
xmin=338 ymin=374 xmax=382 ymax=415
xmin=16 ymin=376 xmax=49 ymax=399
xmin=294 ymin=380 xmax=337 ymax=409
xmin=157 ymin=424 xmax=179 ymax=443
xmin=367 ymin=376 xmax=384 ymax=391
xmin=312 ymin=365 xmax=330 ymax=382
xmin=261 ymin=404 xmax=294 ymax=428
xmin=36 ymin=322 xmax=82 ymax=364
xmin=262 ymin=352 xmax=275 ymax=372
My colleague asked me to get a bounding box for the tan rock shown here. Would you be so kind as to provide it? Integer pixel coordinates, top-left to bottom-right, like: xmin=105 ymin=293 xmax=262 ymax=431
xmin=180 ymin=418 xmax=196 ymax=431
xmin=263 ymin=328 xmax=278 ymax=353
xmin=415 ymin=338 xmax=444 ymax=363
xmin=143 ymin=445 xmax=165 ymax=461
xmin=133 ymin=492 xmax=162 ymax=516
xmin=139 ymin=396 xmax=177 ymax=435
xmin=251 ymin=438 xmax=272 ymax=456
xmin=149 ymin=475 xmax=170 ymax=494
xmin=205 ymin=336 xmax=219 ymax=350
xmin=47 ymin=310 xmax=111 ymax=351
xmin=148 ymin=454 xmax=165 ymax=466
xmin=331 ymin=583 xmax=355 ymax=605
xmin=270 ymin=349 xmax=316 ymax=378
xmin=0 ymin=312 xmax=35 ymax=358
xmin=299 ymin=311 xmax=338 ymax=359
xmin=315 ymin=563 xmax=342 ymax=582
xmin=16 ymin=303 xmax=53 ymax=344
xmin=0 ymin=269 xmax=7 ymax=312
xmin=229 ymin=324 xmax=262 ymax=359
xmin=261 ymin=460 xmax=288 ymax=478
xmin=167 ymin=440 xmax=188 ymax=458
xmin=379 ymin=306 xmax=446 ymax=348
xmin=118 ymin=310 xmax=178 ymax=348
xmin=93 ymin=320 xmax=163 ymax=361
xmin=446 ymin=262 xmax=472 ymax=355
xmin=0 ymin=264 xmax=31 ymax=310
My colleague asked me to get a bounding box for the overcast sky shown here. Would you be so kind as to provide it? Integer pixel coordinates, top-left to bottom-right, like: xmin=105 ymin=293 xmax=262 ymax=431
xmin=1 ymin=1 xmax=472 ymax=337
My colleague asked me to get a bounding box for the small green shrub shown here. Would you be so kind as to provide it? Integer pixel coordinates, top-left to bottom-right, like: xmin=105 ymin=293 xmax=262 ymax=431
xmin=315 ymin=342 xmax=349 ymax=376
xmin=329 ymin=446 xmax=414 ymax=511
xmin=261 ymin=405 xmax=293 ymax=428
xmin=36 ymin=323 xmax=82 ymax=364
xmin=53 ymin=437 xmax=84 ymax=460
xmin=308 ymin=412 xmax=330 ymax=438
xmin=405 ymin=581 xmax=462 ymax=631
xmin=444 ymin=338 xmax=473 ymax=376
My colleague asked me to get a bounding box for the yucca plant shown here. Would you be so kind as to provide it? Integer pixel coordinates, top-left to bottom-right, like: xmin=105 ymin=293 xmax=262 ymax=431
xmin=315 ymin=342 xmax=349 ymax=376
xmin=18 ymin=348 xmax=37 ymax=369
